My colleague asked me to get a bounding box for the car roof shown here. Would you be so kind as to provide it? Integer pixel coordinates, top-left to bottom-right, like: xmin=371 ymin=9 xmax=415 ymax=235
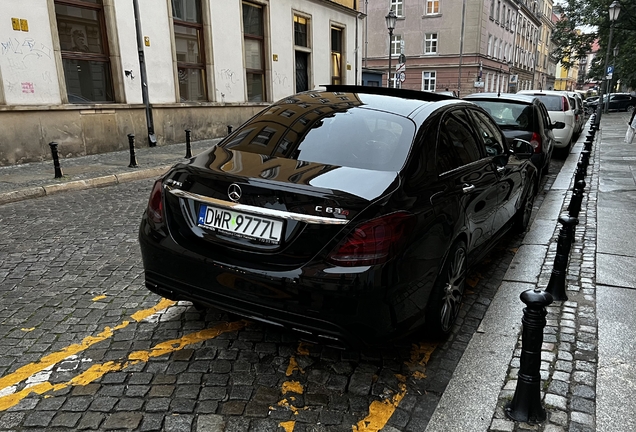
xmin=304 ymin=84 xmax=470 ymax=119
xmin=517 ymin=89 xmax=569 ymax=97
xmin=463 ymin=92 xmax=538 ymax=104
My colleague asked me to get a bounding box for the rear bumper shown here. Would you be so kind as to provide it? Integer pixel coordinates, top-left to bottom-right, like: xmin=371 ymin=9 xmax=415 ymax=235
xmin=138 ymin=219 xmax=416 ymax=346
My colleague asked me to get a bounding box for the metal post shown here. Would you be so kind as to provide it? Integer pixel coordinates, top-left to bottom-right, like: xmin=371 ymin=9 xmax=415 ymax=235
xmin=545 ymin=215 xmax=579 ymax=301
xmin=185 ymin=129 xmax=192 ymax=158
xmin=599 ymin=17 xmax=617 ymax=117
xmin=505 ymin=288 xmax=553 ymax=423
xmin=133 ymin=0 xmax=157 ymax=147
xmin=568 ymin=180 xmax=586 ymax=219
xmin=387 ymin=28 xmax=393 ymax=88
xmin=48 ymin=142 xmax=63 ymax=178
xmin=574 ymin=161 xmax=587 ymax=184
xmin=127 ymin=134 xmax=138 ymax=168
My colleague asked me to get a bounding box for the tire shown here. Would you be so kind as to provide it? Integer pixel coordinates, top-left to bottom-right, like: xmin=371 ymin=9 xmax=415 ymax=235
xmin=513 ymin=180 xmax=536 ymax=233
xmin=425 ymin=241 xmax=467 ymax=339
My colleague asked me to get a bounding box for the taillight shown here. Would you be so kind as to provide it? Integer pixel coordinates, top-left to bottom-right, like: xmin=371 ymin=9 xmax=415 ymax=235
xmin=147 ymin=180 xmax=164 ymax=224
xmin=562 ymin=96 xmax=570 ymax=111
xmin=327 ymin=211 xmax=415 ymax=267
xmin=530 ymin=132 xmax=542 ymax=154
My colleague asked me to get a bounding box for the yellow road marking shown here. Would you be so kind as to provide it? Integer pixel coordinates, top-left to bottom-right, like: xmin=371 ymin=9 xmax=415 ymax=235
xmin=0 ymin=299 xmax=175 ymax=393
xmin=280 ymin=420 xmax=296 ymax=432
xmin=281 ymin=381 xmax=304 ymax=395
xmin=352 ymin=376 xmax=407 ymax=432
xmin=285 ymin=356 xmax=304 ymax=377
xmin=0 ymin=321 xmax=244 ymax=411
xmin=92 ymin=295 xmax=107 ymax=301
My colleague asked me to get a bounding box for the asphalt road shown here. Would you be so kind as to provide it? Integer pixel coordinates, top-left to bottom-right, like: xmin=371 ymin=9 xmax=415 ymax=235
xmin=0 ymin=153 xmax=566 ymax=432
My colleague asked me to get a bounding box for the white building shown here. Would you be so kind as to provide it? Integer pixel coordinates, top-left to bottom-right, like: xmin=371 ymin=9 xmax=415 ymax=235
xmin=0 ymin=0 xmax=361 ymax=165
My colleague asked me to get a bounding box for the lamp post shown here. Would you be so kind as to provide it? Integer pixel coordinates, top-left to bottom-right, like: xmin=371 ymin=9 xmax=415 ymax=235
xmin=598 ymin=1 xmax=621 ymax=118
xmin=385 ymin=10 xmax=397 ymax=88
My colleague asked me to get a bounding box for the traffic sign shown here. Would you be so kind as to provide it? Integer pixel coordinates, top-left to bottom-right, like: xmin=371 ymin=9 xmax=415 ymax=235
xmin=396 ymin=63 xmax=405 ymax=73
xmin=607 ymin=65 xmax=614 ymax=74
xmin=399 ymin=72 xmax=406 ymax=83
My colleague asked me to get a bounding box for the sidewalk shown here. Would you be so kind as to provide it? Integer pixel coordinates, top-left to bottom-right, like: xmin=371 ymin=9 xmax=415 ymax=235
xmin=0 ymin=138 xmax=221 ymax=205
xmin=426 ymin=112 xmax=636 ymax=432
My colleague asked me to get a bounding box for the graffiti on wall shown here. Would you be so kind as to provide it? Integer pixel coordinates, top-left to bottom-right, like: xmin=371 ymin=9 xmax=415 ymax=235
xmin=1 ymin=36 xmax=54 ymax=99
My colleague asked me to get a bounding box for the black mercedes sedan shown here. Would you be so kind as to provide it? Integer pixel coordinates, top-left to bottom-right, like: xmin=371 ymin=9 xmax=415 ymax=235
xmin=139 ymin=85 xmax=537 ymax=346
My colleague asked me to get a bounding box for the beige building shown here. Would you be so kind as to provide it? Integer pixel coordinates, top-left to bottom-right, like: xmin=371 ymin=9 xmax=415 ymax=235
xmin=362 ymin=0 xmax=555 ymax=96
xmin=0 ymin=0 xmax=361 ymax=165
xmin=534 ymin=0 xmax=556 ymax=90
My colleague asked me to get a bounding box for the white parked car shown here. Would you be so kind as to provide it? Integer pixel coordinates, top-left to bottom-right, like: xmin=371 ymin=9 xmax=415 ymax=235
xmin=517 ymin=90 xmax=576 ymax=151
xmin=565 ymin=91 xmax=585 ymax=137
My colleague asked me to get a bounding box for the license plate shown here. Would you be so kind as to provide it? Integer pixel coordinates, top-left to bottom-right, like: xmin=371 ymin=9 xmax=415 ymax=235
xmin=197 ymin=205 xmax=283 ymax=244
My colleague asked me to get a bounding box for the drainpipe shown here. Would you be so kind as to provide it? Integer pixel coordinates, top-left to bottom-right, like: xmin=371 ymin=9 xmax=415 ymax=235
xmin=133 ymin=0 xmax=157 ymax=146
xmin=457 ymin=0 xmax=467 ymax=97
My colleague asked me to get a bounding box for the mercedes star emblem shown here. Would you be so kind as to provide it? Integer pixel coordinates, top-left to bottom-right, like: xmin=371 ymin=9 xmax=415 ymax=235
xmin=228 ymin=183 xmax=242 ymax=202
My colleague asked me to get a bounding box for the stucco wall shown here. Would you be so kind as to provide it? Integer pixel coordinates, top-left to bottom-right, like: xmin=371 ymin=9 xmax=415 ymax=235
xmin=0 ymin=0 xmax=61 ymax=105
xmin=0 ymin=104 xmax=265 ymax=165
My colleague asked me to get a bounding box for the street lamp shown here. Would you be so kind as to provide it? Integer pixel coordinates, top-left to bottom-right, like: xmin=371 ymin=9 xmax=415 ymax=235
xmin=598 ymin=0 xmax=621 ymax=117
xmin=385 ymin=10 xmax=397 ymax=88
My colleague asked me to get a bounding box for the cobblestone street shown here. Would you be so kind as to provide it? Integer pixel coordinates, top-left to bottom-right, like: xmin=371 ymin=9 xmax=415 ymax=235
xmin=0 ymin=160 xmax=562 ymax=431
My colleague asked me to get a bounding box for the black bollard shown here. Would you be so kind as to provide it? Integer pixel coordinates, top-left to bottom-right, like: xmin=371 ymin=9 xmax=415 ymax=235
xmin=584 ymin=140 xmax=593 ymax=152
xmin=574 ymin=161 xmax=586 ymax=183
xmin=580 ymin=150 xmax=591 ymax=168
xmin=505 ymin=288 xmax=553 ymax=423
xmin=545 ymin=215 xmax=579 ymax=301
xmin=567 ymin=180 xmax=586 ymax=218
xmin=48 ymin=142 xmax=63 ymax=178
xmin=185 ymin=129 xmax=192 ymax=158
xmin=127 ymin=134 xmax=138 ymax=168
xmin=227 ymin=125 xmax=233 ymax=135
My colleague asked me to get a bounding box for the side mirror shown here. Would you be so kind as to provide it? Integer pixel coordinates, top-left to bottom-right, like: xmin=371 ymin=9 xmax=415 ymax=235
xmin=512 ymin=138 xmax=534 ymax=159
xmin=551 ymin=121 xmax=566 ymax=130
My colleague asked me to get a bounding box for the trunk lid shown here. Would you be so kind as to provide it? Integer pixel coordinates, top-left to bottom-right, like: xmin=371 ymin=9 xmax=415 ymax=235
xmin=163 ymin=146 xmax=400 ymax=269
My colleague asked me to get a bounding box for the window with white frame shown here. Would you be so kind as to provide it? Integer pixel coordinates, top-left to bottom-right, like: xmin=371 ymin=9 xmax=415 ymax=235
xmin=493 ymin=37 xmax=498 ymax=58
xmin=426 ymin=0 xmax=439 ymax=15
xmin=390 ymin=0 xmax=403 ymax=17
xmin=424 ymin=33 xmax=437 ymax=54
xmin=422 ymin=71 xmax=436 ymax=91
xmin=391 ymin=34 xmax=403 ymax=56
xmin=490 ymin=0 xmax=495 ymax=18
xmin=487 ymin=35 xmax=493 ymax=56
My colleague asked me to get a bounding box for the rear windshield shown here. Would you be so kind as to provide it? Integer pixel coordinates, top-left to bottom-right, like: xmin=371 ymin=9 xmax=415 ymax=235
xmin=223 ymin=106 xmax=416 ymax=171
xmin=533 ymin=95 xmax=565 ymax=111
xmin=470 ymin=100 xmax=534 ymax=132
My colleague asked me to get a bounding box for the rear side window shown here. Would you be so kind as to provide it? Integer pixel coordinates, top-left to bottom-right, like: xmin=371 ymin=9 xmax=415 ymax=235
xmin=534 ymin=95 xmax=566 ymax=112
xmin=469 ymin=110 xmax=505 ymax=156
xmin=437 ymin=113 xmax=481 ymax=172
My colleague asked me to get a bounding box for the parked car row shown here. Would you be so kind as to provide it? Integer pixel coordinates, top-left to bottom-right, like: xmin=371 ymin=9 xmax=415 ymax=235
xmin=139 ymin=85 xmax=540 ymax=346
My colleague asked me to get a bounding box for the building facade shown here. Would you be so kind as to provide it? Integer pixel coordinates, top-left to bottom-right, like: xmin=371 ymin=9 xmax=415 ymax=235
xmin=534 ymin=0 xmax=555 ymax=90
xmin=0 ymin=0 xmax=361 ymax=165
xmin=361 ymin=0 xmax=545 ymax=97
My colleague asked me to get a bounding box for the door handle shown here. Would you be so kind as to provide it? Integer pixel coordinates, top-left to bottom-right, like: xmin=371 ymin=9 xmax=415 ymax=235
xmin=462 ymin=184 xmax=475 ymax=193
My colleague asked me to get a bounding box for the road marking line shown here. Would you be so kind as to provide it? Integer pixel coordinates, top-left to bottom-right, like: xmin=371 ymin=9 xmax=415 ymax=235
xmin=0 ymin=298 xmax=175 ymax=393
xmin=0 ymin=320 xmax=245 ymax=411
